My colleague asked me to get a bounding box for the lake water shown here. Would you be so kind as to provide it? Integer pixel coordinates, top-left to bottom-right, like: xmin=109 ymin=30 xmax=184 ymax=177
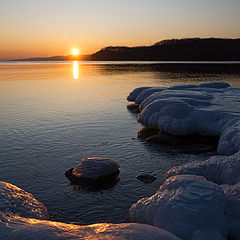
xmin=0 ymin=61 xmax=240 ymax=224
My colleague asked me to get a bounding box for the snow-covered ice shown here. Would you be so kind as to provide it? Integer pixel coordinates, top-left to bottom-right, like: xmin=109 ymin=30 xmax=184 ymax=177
xmin=162 ymin=152 xmax=240 ymax=239
xmin=0 ymin=213 xmax=181 ymax=240
xmin=165 ymin=151 xmax=240 ymax=185
xmin=127 ymin=82 xmax=240 ymax=155
xmin=221 ymin=183 xmax=240 ymax=240
xmin=72 ymin=157 xmax=120 ymax=179
xmin=0 ymin=181 xmax=49 ymax=220
xmin=0 ymin=181 xmax=181 ymax=240
xmin=129 ymin=175 xmax=227 ymax=240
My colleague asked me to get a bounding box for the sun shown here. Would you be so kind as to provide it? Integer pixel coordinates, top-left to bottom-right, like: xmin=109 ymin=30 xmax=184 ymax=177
xmin=72 ymin=48 xmax=79 ymax=56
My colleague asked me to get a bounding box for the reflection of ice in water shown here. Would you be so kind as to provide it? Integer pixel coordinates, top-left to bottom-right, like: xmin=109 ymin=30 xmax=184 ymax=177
xmin=73 ymin=61 xmax=79 ymax=80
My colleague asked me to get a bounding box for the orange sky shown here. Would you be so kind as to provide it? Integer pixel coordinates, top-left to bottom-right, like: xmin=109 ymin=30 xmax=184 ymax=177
xmin=1 ymin=0 xmax=240 ymax=60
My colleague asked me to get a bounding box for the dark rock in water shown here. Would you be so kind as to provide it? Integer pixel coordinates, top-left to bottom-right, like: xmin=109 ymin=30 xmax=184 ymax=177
xmin=146 ymin=133 xmax=179 ymax=145
xmin=146 ymin=132 xmax=219 ymax=154
xmin=175 ymin=144 xmax=214 ymax=154
xmin=136 ymin=173 xmax=156 ymax=184
xmin=73 ymin=177 xmax=120 ymax=191
xmin=126 ymin=103 xmax=140 ymax=113
xmin=65 ymin=168 xmax=120 ymax=190
xmin=65 ymin=157 xmax=120 ymax=190
xmin=190 ymin=135 xmax=219 ymax=148
xmin=137 ymin=127 xmax=160 ymax=139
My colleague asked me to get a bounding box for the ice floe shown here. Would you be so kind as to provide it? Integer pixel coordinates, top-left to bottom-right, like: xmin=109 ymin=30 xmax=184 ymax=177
xmin=127 ymin=82 xmax=240 ymax=155
xmin=129 ymin=174 xmax=227 ymax=240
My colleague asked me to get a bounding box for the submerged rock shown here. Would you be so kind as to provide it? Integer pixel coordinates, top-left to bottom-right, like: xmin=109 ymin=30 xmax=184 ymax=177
xmin=129 ymin=175 xmax=227 ymax=240
xmin=127 ymin=103 xmax=140 ymax=113
xmin=174 ymin=143 xmax=214 ymax=154
xmin=137 ymin=127 xmax=160 ymax=139
xmin=145 ymin=132 xmax=218 ymax=153
xmin=135 ymin=173 xmax=156 ymax=184
xmin=65 ymin=157 xmax=120 ymax=189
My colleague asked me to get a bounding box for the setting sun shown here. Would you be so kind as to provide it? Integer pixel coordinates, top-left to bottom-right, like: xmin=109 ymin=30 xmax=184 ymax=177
xmin=72 ymin=49 xmax=79 ymax=56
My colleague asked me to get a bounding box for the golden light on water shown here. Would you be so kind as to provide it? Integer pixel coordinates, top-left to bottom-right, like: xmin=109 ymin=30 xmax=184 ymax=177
xmin=73 ymin=61 xmax=79 ymax=80
xmin=72 ymin=48 xmax=79 ymax=56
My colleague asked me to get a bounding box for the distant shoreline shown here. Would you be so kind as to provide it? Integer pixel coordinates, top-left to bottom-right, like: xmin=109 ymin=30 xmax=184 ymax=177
xmin=2 ymin=38 xmax=240 ymax=62
xmin=1 ymin=60 xmax=240 ymax=64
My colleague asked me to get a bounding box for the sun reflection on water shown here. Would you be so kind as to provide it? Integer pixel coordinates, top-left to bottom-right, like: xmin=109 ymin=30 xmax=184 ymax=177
xmin=73 ymin=61 xmax=79 ymax=80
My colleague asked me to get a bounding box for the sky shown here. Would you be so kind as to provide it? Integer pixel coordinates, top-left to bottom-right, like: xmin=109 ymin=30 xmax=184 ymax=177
xmin=0 ymin=0 xmax=240 ymax=60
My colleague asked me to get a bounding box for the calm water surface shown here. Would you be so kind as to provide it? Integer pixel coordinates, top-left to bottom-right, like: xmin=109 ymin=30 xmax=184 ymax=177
xmin=0 ymin=62 xmax=240 ymax=224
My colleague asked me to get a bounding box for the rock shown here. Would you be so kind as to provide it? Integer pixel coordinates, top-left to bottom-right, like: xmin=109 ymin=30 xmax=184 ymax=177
xmin=65 ymin=157 xmax=120 ymax=189
xmin=146 ymin=133 xmax=179 ymax=145
xmin=135 ymin=174 xmax=156 ymax=183
xmin=72 ymin=157 xmax=120 ymax=179
xmin=127 ymin=103 xmax=140 ymax=113
xmin=137 ymin=127 xmax=160 ymax=139
xmin=146 ymin=133 xmax=217 ymax=153
xmin=175 ymin=144 xmax=214 ymax=154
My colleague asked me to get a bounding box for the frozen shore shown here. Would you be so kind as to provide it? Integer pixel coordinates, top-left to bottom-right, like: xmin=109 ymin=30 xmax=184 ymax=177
xmin=128 ymin=82 xmax=240 ymax=240
xmin=0 ymin=181 xmax=180 ymax=240
xmin=127 ymin=82 xmax=240 ymax=155
xmin=1 ymin=82 xmax=240 ymax=239
xmin=1 ymin=154 xmax=240 ymax=240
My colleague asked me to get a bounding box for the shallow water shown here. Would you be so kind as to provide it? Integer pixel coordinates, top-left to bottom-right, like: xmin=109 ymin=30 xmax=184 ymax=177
xmin=0 ymin=61 xmax=240 ymax=224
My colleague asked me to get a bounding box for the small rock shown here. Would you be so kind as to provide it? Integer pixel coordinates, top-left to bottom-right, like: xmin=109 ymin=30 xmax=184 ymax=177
xmin=146 ymin=133 xmax=178 ymax=145
xmin=65 ymin=157 xmax=120 ymax=190
xmin=177 ymin=144 xmax=214 ymax=154
xmin=136 ymin=174 xmax=156 ymax=183
xmin=137 ymin=127 xmax=160 ymax=139
xmin=126 ymin=103 xmax=140 ymax=113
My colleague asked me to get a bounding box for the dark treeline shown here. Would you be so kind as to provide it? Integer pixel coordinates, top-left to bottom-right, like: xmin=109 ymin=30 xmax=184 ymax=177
xmin=8 ymin=38 xmax=240 ymax=62
xmin=91 ymin=38 xmax=240 ymax=61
